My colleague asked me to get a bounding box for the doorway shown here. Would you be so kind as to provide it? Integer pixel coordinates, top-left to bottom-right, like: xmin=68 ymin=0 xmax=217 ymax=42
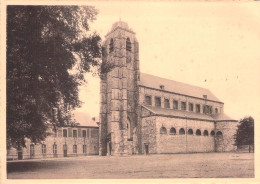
xmin=144 ymin=144 xmax=149 ymax=155
xmin=63 ymin=144 xmax=67 ymax=157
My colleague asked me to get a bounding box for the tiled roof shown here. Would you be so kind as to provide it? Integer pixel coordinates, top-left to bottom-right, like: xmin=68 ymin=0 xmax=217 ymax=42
xmin=139 ymin=73 xmax=222 ymax=103
xmin=142 ymin=105 xmax=237 ymax=122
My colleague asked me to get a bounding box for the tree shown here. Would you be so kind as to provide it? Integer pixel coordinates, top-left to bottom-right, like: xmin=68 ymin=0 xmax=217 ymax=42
xmin=7 ymin=6 xmax=103 ymax=148
xmin=234 ymin=116 xmax=254 ymax=152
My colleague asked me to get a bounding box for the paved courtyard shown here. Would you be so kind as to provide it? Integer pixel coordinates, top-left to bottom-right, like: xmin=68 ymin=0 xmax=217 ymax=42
xmin=7 ymin=152 xmax=254 ymax=179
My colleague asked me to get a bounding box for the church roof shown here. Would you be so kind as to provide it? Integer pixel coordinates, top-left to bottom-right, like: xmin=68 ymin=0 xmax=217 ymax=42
xmin=142 ymin=105 xmax=237 ymax=122
xmin=139 ymin=73 xmax=222 ymax=103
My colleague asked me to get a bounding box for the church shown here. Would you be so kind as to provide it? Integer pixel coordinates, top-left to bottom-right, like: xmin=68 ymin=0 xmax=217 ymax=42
xmin=99 ymin=21 xmax=238 ymax=156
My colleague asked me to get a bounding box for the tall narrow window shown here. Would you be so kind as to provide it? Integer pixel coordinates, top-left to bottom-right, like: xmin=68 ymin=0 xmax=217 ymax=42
xmin=109 ymin=38 xmax=114 ymax=53
xmin=155 ymin=97 xmax=161 ymax=107
xmin=173 ymin=100 xmax=178 ymax=110
xmin=82 ymin=130 xmax=87 ymax=138
xmin=164 ymin=99 xmax=170 ymax=108
xmin=63 ymin=129 xmax=67 ymax=137
xmin=83 ymin=145 xmax=87 ymax=154
xmin=126 ymin=37 xmax=131 ymax=51
xmin=53 ymin=143 xmax=57 ymax=157
xmin=42 ymin=144 xmax=46 ymax=156
xmin=215 ymin=108 xmax=218 ymax=114
xmin=145 ymin=95 xmax=152 ymax=105
xmin=181 ymin=102 xmax=186 ymax=110
xmin=196 ymin=104 xmax=200 ymax=113
xmin=73 ymin=144 xmax=77 ymax=154
xmin=189 ymin=103 xmax=194 ymax=112
xmin=73 ymin=130 xmax=77 ymax=138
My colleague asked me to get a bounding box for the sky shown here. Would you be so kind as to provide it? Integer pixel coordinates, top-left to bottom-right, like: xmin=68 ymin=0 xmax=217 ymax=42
xmin=75 ymin=2 xmax=260 ymax=127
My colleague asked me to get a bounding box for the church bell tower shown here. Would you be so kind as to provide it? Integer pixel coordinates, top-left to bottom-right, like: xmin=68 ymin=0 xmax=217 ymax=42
xmin=99 ymin=21 xmax=141 ymax=156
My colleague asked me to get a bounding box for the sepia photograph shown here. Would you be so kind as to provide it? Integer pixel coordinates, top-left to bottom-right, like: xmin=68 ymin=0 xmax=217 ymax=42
xmin=1 ymin=1 xmax=260 ymax=183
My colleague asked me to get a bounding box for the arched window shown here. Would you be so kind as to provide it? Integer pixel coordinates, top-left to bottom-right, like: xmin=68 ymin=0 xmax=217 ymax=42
xmin=188 ymin=129 xmax=193 ymax=135
xmin=170 ymin=127 xmax=176 ymax=135
xmin=160 ymin=127 xmax=167 ymax=134
xmin=179 ymin=128 xmax=185 ymax=135
xmin=210 ymin=130 xmax=215 ymax=136
xmin=216 ymin=131 xmax=223 ymax=137
xmin=203 ymin=130 xmax=209 ymax=136
xmin=196 ymin=129 xmax=201 ymax=136
xmin=126 ymin=37 xmax=131 ymax=51
xmin=109 ymin=38 xmax=114 ymax=53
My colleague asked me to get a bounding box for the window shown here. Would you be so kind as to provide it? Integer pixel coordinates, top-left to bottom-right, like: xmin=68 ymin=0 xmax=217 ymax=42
xmin=209 ymin=106 xmax=212 ymax=114
xmin=82 ymin=130 xmax=87 ymax=138
xmin=63 ymin=129 xmax=67 ymax=137
xmin=203 ymin=95 xmax=207 ymax=99
xmin=109 ymin=38 xmax=114 ymax=53
xmin=145 ymin=95 xmax=152 ymax=105
xmin=73 ymin=130 xmax=77 ymax=138
xmin=196 ymin=104 xmax=200 ymax=113
xmin=181 ymin=102 xmax=186 ymax=110
xmin=73 ymin=144 xmax=77 ymax=154
xmin=160 ymin=85 xmax=165 ymax=90
xmin=216 ymin=131 xmax=223 ymax=137
xmin=126 ymin=37 xmax=131 ymax=51
xmin=53 ymin=143 xmax=57 ymax=155
xmin=179 ymin=128 xmax=185 ymax=135
xmin=203 ymin=130 xmax=209 ymax=136
xmin=170 ymin=127 xmax=176 ymax=135
xmin=203 ymin=105 xmax=212 ymax=114
xmin=42 ymin=144 xmax=46 ymax=155
xmin=83 ymin=145 xmax=87 ymax=154
xmin=215 ymin=108 xmax=218 ymax=114
xmin=196 ymin=129 xmax=201 ymax=136
xmin=210 ymin=130 xmax=215 ymax=136
xmin=164 ymin=99 xmax=170 ymax=108
xmin=160 ymin=127 xmax=167 ymax=134
xmin=203 ymin=105 xmax=206 ymax=114
xmin=155 ymin=97 xmax=161 ymax=107
xmin=173 ymin=100 xmax=178 ymax=110
xmin=189 ymin=103 xmax=194 ymax=112
xmin=188 ymin=129 xmax=193 ymax=135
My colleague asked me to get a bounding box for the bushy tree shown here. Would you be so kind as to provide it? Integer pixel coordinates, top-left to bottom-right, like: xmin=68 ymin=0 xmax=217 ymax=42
xmin=7 ymin=6 xmax=103 ymax=148
xmin=234 ymin=116 xmax=254 ymax=152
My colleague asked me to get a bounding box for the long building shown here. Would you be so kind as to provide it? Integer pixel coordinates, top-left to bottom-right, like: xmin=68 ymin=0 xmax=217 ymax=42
xmin=7 ymin=125 xmax=99 ymax=160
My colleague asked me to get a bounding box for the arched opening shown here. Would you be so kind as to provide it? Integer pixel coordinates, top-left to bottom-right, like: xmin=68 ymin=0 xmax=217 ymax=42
xmin=188 ymin=129 xmax=193 ymax=135
xmin=109 ymin=38 xmax=114 ymax=53
xmin=216 ymin=131 xmax=223 ymax=137
xmin=196 ymin=129 xmax=201 ymax=136
xmin=203 ymin=130 xmax=209 ymax=136
xmin=210 ymin=130 xmax=215 ymax=136
xmin=179 ymin=128 xmax=185 ymax=135
xmin=170 ymin=127 xmax=176 ymax=135
xmin=126 ymin=37 xmax=131 ymax=51
xmin=160 ymin=127 xmax=167 ymax=134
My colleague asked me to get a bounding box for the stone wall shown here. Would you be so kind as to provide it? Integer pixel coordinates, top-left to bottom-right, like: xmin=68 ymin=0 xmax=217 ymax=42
xmin=141 ymin=116 xmax=216 ymax=154
xmin=215 ymin=121 xmax=238 ymax=152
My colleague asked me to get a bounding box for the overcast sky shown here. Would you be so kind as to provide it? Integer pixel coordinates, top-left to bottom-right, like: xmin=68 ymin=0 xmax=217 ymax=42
xmin=75 ymin=2 xmax=260 ymax=126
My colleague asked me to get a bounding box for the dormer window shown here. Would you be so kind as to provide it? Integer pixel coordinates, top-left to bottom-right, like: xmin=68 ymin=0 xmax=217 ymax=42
xmin=160 ymin=85 xmax=165 ymax=90
xmin=126 ymin=37 xmax=131 ymax=51
xmin=203 ymin=95 xmax=207 ymax=99
xmin=109 ymin=38 xmax=114 ymax=53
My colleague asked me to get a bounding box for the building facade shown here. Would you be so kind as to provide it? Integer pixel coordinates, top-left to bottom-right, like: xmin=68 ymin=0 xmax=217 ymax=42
xmin=99 ymin=21 xmax=238 ymax=156
xmin=7 ymin=125 xmax=99 ymax=160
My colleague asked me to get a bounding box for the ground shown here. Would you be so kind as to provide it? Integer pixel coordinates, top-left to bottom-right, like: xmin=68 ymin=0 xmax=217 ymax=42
xmin=7 ymin=152 xmax=254 ymax=179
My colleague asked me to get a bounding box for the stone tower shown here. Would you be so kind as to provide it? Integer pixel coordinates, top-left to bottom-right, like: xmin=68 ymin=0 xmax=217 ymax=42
xmin=99 ymin=21 xmax=141 ymax=156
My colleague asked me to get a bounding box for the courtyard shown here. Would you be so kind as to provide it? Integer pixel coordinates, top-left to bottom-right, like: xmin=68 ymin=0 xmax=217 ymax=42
xmin=7 ymin=152 xmax=254 ymax=179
